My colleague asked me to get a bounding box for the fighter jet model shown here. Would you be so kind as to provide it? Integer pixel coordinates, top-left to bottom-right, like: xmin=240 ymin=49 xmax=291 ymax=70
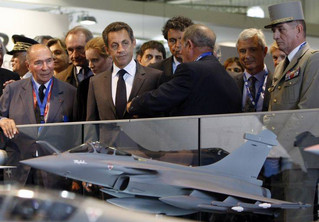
xmin=21 ymin=130 xmax=310 ymax=216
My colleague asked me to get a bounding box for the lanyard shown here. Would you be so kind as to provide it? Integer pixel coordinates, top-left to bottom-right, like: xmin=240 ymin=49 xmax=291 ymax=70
xmin=243 ymin=72 xmax=268 ymax=109
xmin=299 ymin=42 xmax=306 ymax=51
xmin=32 ymin=79 xmax=53 ymax=123
xmin=288 ymin=42 xmax=307 ymax=62
xmin=195 ymin=52 xmax=213 ymax=61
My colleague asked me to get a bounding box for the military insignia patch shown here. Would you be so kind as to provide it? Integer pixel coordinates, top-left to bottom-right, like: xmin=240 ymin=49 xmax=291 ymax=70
xmin=285 ymin=67 xmax=300 ymax=81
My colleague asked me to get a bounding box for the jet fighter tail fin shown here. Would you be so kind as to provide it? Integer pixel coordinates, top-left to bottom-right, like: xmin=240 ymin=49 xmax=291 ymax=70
xmin=200 ymin=129 xmax=277 ymax=183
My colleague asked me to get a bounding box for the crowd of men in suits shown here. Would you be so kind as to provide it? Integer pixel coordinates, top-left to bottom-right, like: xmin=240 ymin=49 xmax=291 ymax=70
xmin=0 ymin=1 xmax=318 ymax=221
xmin=0 ymin=2 xmax=317 ymax=133
xmin=0 ymin=0 xmax=318 ymax=212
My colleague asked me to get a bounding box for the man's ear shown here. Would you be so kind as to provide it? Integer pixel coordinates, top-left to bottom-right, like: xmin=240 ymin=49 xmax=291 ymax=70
xmin=187 ymin=39 xmax=194 ymax=49
xmin=133 ymin=38 xmax=136 ymax=47
xmin=25 ymin=61 xmax=30 ymax=71
xmin=104 ymin=45 xmax=109 ymax=54
xmin=296 ymin=23 xmax=303 ymax=37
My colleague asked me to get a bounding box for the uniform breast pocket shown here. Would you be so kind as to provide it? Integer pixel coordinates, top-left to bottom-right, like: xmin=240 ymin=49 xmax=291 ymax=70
xmin=281 ymin=77 xmax=301 ymax=104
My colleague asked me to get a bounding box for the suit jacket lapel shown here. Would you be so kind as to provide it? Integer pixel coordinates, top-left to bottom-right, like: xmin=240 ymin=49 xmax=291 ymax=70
xmin=46 ymin=78 xmax=64 ymax=122
xmin=274 ymin=43 xmax=309 ymax=84
xmin=129 ymin=62 xmax=146 ymax=101
xmin=20 ymin=79 xmax=37 ymax=124
xmin=104 ymin=70 xmax=116 ymax=116
xmin=165 ymin=57 xmax=174 ymax=76
xmin=233 ymin=73 xmax=244 ymax=95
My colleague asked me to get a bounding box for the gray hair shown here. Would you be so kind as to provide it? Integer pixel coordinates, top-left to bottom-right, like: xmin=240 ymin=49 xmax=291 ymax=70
xmin=182 ymin=24 xmax=216 ymax=50
xmin=236 ymin=28 xmax=267 ymax=50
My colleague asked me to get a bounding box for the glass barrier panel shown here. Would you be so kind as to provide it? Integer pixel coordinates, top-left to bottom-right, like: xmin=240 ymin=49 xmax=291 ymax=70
xmin=0 ymin=109 xmax=317 ymax=222
xmin=83 ymin=117 xmax=199 ymax=165
xmin=201 ymin=109 xmax=319 ymax=222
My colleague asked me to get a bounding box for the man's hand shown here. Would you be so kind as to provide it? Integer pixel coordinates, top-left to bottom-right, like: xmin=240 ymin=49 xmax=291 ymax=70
xmin=126 ymin=101 xmax=138 ymax=118
xmin=126 ymin=101 xmax=132 ymax=113
xmin=0 ymin=118 xmax=18 ymax=139
xmin=3 ymin=80 xmax=16 ymax=88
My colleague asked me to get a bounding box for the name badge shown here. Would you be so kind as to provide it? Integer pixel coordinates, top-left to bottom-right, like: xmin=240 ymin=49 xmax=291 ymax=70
xmin=285 ymin=67 xmax=300 ymax=81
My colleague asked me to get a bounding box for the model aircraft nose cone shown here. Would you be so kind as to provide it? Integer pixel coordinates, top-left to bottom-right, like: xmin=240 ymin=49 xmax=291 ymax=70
xmin=20 ymin=155 xmax=58 ymax=173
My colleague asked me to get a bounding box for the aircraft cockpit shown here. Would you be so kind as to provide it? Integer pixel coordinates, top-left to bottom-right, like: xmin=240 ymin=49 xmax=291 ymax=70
xmin=69 ymin=142 xmax=131 ymax=156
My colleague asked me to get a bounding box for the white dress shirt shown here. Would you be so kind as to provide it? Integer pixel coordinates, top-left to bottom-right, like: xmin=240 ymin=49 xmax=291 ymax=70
xmin=111 ymin=59 xmax=136 ymax=104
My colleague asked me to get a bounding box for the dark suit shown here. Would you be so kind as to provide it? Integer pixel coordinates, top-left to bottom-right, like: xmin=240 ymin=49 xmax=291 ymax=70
xmin=129 ymin=55 xmax=242 ymax=116
xmin=74 ymin=75 xmax=93 ymax=121
xmin=233 ymin=71 xmax=273 ymax=112
xmin=87 ymin=62 xmax=163 ymax=121
xmin=149 ymin=56 xmax=174 ymax=83
xmin=86 ymin=62 xmax=162 ymax=147
xmin=0 ymin=77 xmax=76 ymax=187
xmin=0 ymin=68 xmax=20 ymax=96
xmin=56 ymin=64 xmax=92 ymax=88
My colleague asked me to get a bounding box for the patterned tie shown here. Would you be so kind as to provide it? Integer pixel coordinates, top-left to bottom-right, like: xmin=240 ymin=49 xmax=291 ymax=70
xmin=115 ymin=69 xmax=127 ymax=119
xmin=38 ymin=84 xmax=46 ymax=102
xmin=243 ymin=76 xmax=256 ymax=112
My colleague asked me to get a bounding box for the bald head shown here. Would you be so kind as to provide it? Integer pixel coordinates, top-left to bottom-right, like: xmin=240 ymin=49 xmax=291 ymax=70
xmin=181 ymin=24 xmax=216 ymax=62
xmin=182 ymin=24 xmax=216 ymax=50
xmin=26 ymin=44 xmax=54 ymax=84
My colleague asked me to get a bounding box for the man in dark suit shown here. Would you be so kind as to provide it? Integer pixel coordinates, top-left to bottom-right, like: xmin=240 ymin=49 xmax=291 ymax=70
xmin=149 ymin=16 xmax=193 ymax=82
xmin=233 ymin=28 xmax=272 ymax=112
xmin=86 ymin=22 xmax=162 ymax=147
xmin=127 ymin=24 xmax=241 ymax=117
xmin=0 ymin=68 xmax=20 ymax=96
xmin=0 ymin=44 xmax=76 ymax=187
xmin=56 ymin=26 xmax=93 ymax=87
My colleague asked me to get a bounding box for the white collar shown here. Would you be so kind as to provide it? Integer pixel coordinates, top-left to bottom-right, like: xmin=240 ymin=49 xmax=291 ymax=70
xmin=112 ymin=59 xmax=136 ymax=78
xmin=244 ymin=65 xmax=268 ymax=82
xmin=287 ymin=41 xmax=306 ymax=62
xmin=173 ymin=56 xmax=181 ymax=66
xmin=32 ymin=76 xmax=52 ymax=90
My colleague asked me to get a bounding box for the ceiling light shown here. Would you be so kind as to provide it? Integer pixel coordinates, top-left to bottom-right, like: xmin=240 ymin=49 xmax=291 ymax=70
xmin=247 ymin=6 xmax=265 ymax=18
xmin=78 ymin=15 xmax=97 ymax=25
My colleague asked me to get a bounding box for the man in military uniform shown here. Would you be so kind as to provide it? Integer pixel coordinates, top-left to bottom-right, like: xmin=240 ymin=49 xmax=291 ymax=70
xmin=264 ymin=2 xmax=319 ymax=221
xmin=7 ymin=35 xmax=38 ymax=79
xmin=265 ymin=1 xmax=319 ymax=111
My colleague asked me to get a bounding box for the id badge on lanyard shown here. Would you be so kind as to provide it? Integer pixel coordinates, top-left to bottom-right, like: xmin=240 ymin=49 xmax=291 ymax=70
xmin=32 ymin=79 xmax=53 ymax=123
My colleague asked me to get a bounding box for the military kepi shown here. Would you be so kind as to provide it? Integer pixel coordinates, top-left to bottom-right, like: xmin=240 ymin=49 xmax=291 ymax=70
xmin=7 ymin=35 xmax=38 ymax=55
xmin=264 ymin=1 xmax=304 ymax=29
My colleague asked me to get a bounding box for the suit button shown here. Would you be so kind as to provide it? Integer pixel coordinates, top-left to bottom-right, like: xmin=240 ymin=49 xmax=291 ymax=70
xmin=273 ymin=99 xmax=277 ymax=103
xmin=278 ymin=86 xmax=281 ymax=90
